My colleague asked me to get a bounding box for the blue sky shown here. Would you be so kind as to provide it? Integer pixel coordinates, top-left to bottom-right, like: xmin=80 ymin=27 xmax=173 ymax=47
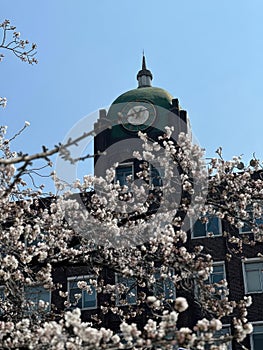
xmin=1 ymin=0 xmax=263 ymax=190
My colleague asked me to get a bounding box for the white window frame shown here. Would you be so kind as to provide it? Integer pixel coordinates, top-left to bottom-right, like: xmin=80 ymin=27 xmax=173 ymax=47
xmin=191 ymin=215 xmax=222 ymax=239
xmin=24 ymin=284 xmax=51 ymax=312
xmin=251 ymin=321 xmax=263 ymax=350
xmin=115 ymin=162 xmax=134 ymax=187
xmin=67 ymin=275 xmax=97 ymax=310
xmin=242 ymin=258 xmax=263 ymax=294
xmin=115 ymin=273 xmax=137 ymax=306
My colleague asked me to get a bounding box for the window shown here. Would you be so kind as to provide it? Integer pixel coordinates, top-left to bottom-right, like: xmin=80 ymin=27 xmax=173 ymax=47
xmin=0 ymin=286 xmax=4 ymax=300
xmin=239 ymin=204 xmax=263 ymax=234
xmin=25 ymin=231 xmax=47 ymax=247
xmin=209 ymin=263 xmax=226 ymax=284
xmin=203 ymin=325 xmax=232 ymax=350
xmin=150 ymin=165 xmax=164 ymax=187
xmin=24 ymin=285 xmax=51 ymax=312
xmin=68 ymin=276 xmax=97 ymax=310
xmin=115 ymin=163 xmax=133 ymax=186
xmin=153 ymin=269 xmax=176 ymax=301
xmin=192 ymin=216 xmax=221 ymax=238
xmin=214 ymin=325 xmax=232 ymax=350
xmin=0 ymin=286 xmax=5 ymax=315
xmin=115 ymin=274 xmax=137 ymax=306
xmin=206 ymin=262 xmax=227 ymax=299
xmin=251 ymin=323 xmax=263 ymax=350
xmin=243 ymin=260 xmax=263 ymax=294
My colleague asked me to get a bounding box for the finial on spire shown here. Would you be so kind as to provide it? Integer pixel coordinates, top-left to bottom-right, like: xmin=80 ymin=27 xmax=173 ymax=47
xmin=137 ymin=53 xmax=153 ymax=88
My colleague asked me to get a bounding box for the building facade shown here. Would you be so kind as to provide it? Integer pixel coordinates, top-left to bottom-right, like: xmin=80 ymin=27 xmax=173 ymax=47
xmin=2 ymin=57 xmax=263 ymax=350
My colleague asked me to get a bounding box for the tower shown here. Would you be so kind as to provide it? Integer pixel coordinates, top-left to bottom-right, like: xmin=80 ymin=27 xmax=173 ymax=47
xmin=94 ymin=56 xmax=191 ymax=183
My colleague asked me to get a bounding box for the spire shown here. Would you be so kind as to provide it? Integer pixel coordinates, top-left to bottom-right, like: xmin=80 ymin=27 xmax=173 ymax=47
xmin=137 ymin=54 xmax=153 ymax=88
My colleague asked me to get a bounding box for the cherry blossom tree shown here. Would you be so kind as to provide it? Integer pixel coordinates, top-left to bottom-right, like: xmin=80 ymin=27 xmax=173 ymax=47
xmin=0 ymin=19 xmax=262 ymax=350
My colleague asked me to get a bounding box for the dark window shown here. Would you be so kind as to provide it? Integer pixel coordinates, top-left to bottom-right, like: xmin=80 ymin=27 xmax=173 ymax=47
xmin=252 ymin=324 xmax=263 ymax=350
xmin=115 ymin=163 xmax=133 ymax=186
xmin=204 ymin=325 xmax=232 ymax=350
xmin=153 ymin=269 xmax=176 ymax=300
xmin=240 ymin=204 xmax=263 ymax=234
xmin=25 ymin=285 xmax=50 ymax=312
xmin=115 ymin=274 xmax=137 ymax=306
xmin=68 ymin=276 xmax=97 ymax=309
xmin=192 ymin=216 xmax=221 ymax=238
xmin=150 ymin=165 xmax=164 ymax=187
xmin=206 ymin=262 xmax=227 ymax=299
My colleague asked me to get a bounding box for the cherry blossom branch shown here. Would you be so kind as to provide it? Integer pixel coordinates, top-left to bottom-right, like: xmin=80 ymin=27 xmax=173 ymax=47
xmin=0 ymin=19 xmax=38 ymax=64
xmin=0 ymin=130 xmax=96 ymax=165
xmin=0 ymin=19 xmax=38 ymax=109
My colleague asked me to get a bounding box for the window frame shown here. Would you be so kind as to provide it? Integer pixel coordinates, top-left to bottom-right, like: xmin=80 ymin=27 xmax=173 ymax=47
xmin=242 ymin=258 xmax=263 ymax=294
xmin=67 ymin=275 xmax=97 ymax=310
xmin=115 ymin=273 xmax=137 ymax=306
xmin=191 ymin=215 xmax=222 ymax=239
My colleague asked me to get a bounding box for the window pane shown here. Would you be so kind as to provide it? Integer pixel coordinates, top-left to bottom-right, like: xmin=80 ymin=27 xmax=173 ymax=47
xmin=193 ymin=219 xmax=206 ymax=237
xmin=25 ymin=285 xmax=50 ymax=311
xmin=83 ymin=285 xmax=97 ymax=308
xmin=68 ymin=278 xmax=97 ymax=309
xmin=241 ymin=221 xmax=252 ymax=233
xmin=207 ymin=217 xmax=221 ymax=236
xmin=153 ymin=271 xmax=176 ymax=300
xmin=116 ymin=165 xmax=133 ymax=186
xmin=252 ymin=325 xmax=263 ymax=350
xmin=246 ymin=270 xmax=261 ymax=293
xmin=0 ymin=287 xmax=4 ymax=300
xmin=246 ymin=262 xmax=263 ymax=272
xmin=151 ymin=166 xmax=163 ymax=187
xmin=245 ymin=263 xmax=263 ymax=293
xmin=0 ymin=287 xmax=4 ymax=315
xmin=253 ymin=333 xmax=263 ymax=350
xmin=240 ymin=203 xmax=263 ymax=234
xmin=116 ymin=275 xmax=137 ymax=305
xmin=164 ymin=278 xmax=176 ymax=300
xmin=69 ymin=282 xmax=82 ymax=308
xmin=254 ymin=325 xmax=263 ymax=333
xmin=211 ymin=265 xmax=225 ymax=283
xmin=214 ymin=326 xmax=232 ymax=350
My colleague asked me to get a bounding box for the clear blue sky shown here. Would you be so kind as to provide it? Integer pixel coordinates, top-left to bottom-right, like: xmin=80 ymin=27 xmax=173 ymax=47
xmin=1 ymin=0 xmax=263 ymax=189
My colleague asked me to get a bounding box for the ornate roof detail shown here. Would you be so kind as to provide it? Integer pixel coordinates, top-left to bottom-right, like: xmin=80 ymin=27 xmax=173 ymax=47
xmin=137 ymin=54 xmax=153 ymax=88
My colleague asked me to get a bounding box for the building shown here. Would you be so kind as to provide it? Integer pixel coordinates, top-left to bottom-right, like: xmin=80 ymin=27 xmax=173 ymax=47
xmin=91 ymin=56 xmax=263 ymax=349
xmin=2 ymin=56 xmax=263 ymax=350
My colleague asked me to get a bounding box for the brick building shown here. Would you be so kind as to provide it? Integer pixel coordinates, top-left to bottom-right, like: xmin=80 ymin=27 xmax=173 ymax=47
xmin=3 ymin=57 xmax=263 ymax=350
xmin=90 ymin=56 xmax=263 ymax=349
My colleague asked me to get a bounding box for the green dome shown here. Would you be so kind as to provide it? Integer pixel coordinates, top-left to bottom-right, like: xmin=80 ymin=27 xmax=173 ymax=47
xmin=111 ymin=86 xmax=173 ymax=110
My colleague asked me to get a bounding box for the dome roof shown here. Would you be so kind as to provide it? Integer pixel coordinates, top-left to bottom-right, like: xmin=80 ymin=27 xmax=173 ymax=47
xmin=111 ymin=86 xmax=173 ymax=110
xmin=106 ymin=56 xmax=175 ymax=122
